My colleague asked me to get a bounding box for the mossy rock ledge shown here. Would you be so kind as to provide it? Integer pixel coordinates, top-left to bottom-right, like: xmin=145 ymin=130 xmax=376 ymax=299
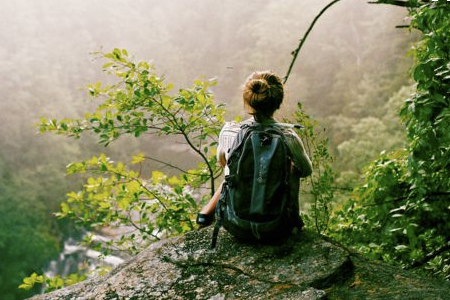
xmin=30 ymin=228 xmax=450 ymax=300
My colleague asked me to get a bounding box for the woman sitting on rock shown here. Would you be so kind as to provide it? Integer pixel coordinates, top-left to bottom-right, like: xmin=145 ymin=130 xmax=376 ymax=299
xmin=196 ymin=70 xmax=312 ymax=237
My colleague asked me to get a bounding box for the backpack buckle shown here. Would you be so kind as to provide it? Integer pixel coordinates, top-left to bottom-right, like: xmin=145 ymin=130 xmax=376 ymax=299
xmin=225 ymin=174 xmax=236 ymax=187
xmin=260 ymin=134 xmax=271 ymax=146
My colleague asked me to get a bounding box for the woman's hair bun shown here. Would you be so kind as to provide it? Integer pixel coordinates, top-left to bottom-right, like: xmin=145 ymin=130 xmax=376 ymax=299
xmin=249 ymin=79 xmax=269 ymax=94
xmin=242 ymin=70 xmax=284 ymax=121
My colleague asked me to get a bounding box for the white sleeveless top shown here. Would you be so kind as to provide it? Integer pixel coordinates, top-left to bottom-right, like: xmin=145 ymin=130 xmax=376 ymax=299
xmin=217 ymin=118 xmax=312 ymax=177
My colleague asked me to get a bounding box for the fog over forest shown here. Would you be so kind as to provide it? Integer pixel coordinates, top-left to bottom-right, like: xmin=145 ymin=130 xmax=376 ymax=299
xmin=0 ymin=0 xmax=414 ymax=195
xmin=0 ymin=0 xmax=413 ymax=172
xmin=0 ymin=0 xmax=416 ymax=298
xmin=1 ymin=0 xmax=410 ymax=119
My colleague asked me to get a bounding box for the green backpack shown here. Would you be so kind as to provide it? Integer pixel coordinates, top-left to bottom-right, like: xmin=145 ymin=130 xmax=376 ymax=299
xmin=211 ymin=122 xmax=302 ymax=248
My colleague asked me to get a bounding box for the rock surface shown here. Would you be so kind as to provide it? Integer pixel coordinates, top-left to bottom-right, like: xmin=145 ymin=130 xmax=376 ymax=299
xmin=31 ymin=228 xmax=450 ymax=300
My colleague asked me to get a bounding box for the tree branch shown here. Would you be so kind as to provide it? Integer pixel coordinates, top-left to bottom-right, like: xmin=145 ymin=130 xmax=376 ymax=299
xmin=283 ymin=0 xmax=343 ymax=84
xmin=367 ymin=0 xmax=419 ymax=8
xmin=127 ymin=209 xmax=161 ymax=240
xmin=154 ymin=94 xmax=216 ymax=196
xmin=143 ymin=155 xmax=201 ymax=175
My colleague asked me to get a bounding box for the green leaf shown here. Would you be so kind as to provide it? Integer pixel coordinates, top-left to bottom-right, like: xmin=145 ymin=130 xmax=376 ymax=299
xmin=131 ymin=153 xmax=145 ymax=164
xmin=394 ymin=245 xmax=408 ymax=251
xmin=103 ymin=62 xmax=114 ymax=69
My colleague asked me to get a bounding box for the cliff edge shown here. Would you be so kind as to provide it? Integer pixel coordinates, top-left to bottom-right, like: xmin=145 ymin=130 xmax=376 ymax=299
xmin=30 ymin=228 xmax=450 ymax=299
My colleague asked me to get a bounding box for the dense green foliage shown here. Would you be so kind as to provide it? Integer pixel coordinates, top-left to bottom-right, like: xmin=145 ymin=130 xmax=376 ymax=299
xmin=329 ymin=1 xmax=450 ymax=279
xmin=0 ymin=159 xmax=62 ymax=299
xmin=293 ymin=104 xmax=335 ymax=234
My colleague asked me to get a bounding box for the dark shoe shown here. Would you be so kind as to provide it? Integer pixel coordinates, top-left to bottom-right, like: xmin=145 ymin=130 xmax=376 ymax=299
xmin=196 ymin=213 xmax=214 ymax=226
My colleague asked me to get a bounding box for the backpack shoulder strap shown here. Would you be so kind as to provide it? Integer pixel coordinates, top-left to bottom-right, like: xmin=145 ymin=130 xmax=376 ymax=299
xmin=211 ymin=181 xmax=229 ymax=249
xmin=226 ymin=120 xmax=254 ymax=157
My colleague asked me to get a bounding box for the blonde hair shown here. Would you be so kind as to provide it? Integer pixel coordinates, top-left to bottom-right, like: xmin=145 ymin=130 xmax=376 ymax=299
xmin=243 ymin=70 xmax=284 ymax=122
